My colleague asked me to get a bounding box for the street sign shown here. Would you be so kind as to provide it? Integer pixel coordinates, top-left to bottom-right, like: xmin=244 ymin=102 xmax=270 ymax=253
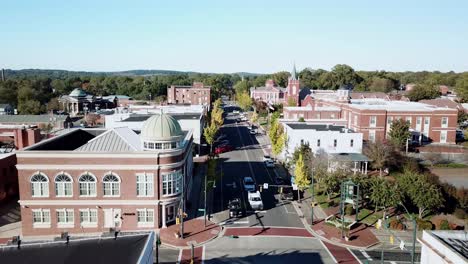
xmin=198 ymin=208 xmax=205 ymax=212
xmin=399 ymin=240 xmax=405 ymax=250
xmin=263 ymin=183 xmax=269 ymax=190
xmin=292 ymin=184 xmax=298 ymax=190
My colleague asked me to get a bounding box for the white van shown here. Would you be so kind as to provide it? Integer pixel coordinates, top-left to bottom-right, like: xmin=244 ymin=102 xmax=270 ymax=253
xmin=248 ymin=191 xmax=264 ymax=210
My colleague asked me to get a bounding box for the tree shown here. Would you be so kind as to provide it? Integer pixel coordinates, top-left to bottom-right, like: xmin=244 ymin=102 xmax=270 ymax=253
xmin=294 ymin=153 xmax=311 ymax=201
xmin=292 ymin=142 xmax=313 ymax=176
xmin=388 ymin=119 xmax=411 ymax=150
xmin=85 ymin=113 xmax=100 ymax=127
xmin=398 ymin=172 xmax=444 ymax=218
xmin=407 ymin=83 xmax=440 ymax=101
xmin=363 ymin=141 xmax=394 ymax=176
xmin=331 ymin=64 xmax=362 ymax=89
xmin=234 ymin=80 xmax=250 ymax=95
xmin=323 ymin=170 xmax=343 ymax=201
xmin=287 ymin=97 xmax=297 ymax=106
xmin=272 ymin=71 xmax=290 ymax=88
xmin=455 ymin=74 xmax=468 ymax=102
xmin=47 ymin=97 xmax=62 ymax=111
xmin=236 ymin=91 xmax=252 ymax=112
xmin=369 ymin=77 xmax=397 ymax=93
xmin=369 ymin=178 xmax=402 ymax=218
xmin=203 ymin=122 xmax=218 ymax=154
xmin=211 ymin=99 xmax=224 ymax=128
xmin=269 ymin=114 xmax=285 ymax=157
xmin=250 ymin=111 xmax=258 ymax=124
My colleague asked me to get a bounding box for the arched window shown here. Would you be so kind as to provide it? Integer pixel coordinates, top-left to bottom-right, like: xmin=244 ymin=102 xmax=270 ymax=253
xmin=103 ymin=174 xmax=120 ymax=196
xmin=79 ymin=173 xmax=96 ymax=197
xmin=31 ymin=173 xmax=49 ymax=197
xmin=55 ymin=173 xmax=73 ymax=197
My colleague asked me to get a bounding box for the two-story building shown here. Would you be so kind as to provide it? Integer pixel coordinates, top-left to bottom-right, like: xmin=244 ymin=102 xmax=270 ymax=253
xmin=16 ymin=112 xmax=193 ymax=238
xmin=167 ymin=82 xmax=211 ymax=106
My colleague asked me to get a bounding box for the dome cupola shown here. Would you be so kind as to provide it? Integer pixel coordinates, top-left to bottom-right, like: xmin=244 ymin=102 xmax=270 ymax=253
xmin=140 ymin=111 xmax=184 ymax=150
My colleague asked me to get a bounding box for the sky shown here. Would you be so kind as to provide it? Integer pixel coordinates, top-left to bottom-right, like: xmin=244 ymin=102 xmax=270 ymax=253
xmin=1 ymin=0 xmax=467 ymax=73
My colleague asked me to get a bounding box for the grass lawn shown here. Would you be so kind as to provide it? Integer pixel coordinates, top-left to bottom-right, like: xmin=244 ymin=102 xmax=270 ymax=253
xmin=358 ymin=209 xmax=383 ymax=226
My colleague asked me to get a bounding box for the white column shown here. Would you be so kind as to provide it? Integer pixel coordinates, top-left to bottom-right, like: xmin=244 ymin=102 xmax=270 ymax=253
xmin=354 ymin=162 xmax=357 ymax=175
xmin=162 ymin=204 xmax=167 ymax=228
xmin=364 ymin=162 xmax=368 ymax=175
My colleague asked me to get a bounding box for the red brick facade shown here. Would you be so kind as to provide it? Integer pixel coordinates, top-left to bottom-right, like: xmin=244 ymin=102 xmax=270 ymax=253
xmin=167 ymin=82 xmax=211 ymax=105
xmin=16 ymin=138 xmax=194 ymax=237
xmin=0 ymin=153 xmax=17 ymax=202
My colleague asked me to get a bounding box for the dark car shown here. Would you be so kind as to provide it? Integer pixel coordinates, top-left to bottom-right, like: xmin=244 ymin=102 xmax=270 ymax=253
xmin=280 ymin=187 xmax=294 ymax=201
xmin=228 ymin=198 xmax=243 ymax=218
xmin=215 ymin=145 xmax=233 ymax=154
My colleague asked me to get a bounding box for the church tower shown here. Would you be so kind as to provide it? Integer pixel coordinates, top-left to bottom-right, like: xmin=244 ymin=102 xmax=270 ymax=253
xmin=286 ymin=63 xmax=300 ymax=106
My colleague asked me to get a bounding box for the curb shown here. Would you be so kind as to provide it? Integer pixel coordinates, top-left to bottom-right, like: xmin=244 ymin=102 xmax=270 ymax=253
xmin=161 ymin=225 xmax=225 ymax=250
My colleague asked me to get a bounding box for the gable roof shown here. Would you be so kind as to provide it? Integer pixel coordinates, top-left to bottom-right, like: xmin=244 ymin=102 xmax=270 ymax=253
xmin=75 ymin=127 xmax=141 ymax=152
xmin=419 ymin=98 xmax=462 ymax=110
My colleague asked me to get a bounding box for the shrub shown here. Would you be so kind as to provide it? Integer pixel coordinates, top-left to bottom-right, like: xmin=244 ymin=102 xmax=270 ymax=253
xmin=345 ymin=205 xmax=354 ymax=216
xmin=454 ymin=208 xmax=466 ymax=219
xmin=439 ymin=220 xmax=451 ymax=230
xmin=389 ymin=219 xmax=404 ymax=230
xmin=417 ymin=219 xmax=433 ymax=231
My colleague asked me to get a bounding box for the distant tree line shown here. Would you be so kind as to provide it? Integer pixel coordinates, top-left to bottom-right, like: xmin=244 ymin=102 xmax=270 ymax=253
xmin=1 ymin=65 xmax=467 ymax=114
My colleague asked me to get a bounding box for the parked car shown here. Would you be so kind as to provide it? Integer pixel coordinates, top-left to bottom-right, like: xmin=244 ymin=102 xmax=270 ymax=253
xmin=215 ymin=145 xmax=233 ymax=154
xmin=228 ymin=198 xmax=243 ymax=218
xmin=248 ymin=191 xmax=264 ymax=210
xmin=243 ymin=176 xmax=256 ymax=192
xmin=265 ymin=160 xmax=275 ymax=168
xmin=233 ymin=110 xmax=240 ymax=114
xmin=263 ymin=155 xmax=273 ymax=162
xmin=216 ymin=134 xmax=227 ymax=141
xmin=280 ymin=187 xmax=294 ymax=201
xmin=215 ymin=139 xmax=230 ymax=146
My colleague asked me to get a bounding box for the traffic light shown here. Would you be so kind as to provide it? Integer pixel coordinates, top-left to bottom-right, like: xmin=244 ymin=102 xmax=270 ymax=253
xmin=390 ymin=235 xmax=394 ymax=245
xmin=259 ymin=185 xmax=263 ymax=192
xmin=176 ymin=217 xmax=180 ymax=225
xmin=279 ymin=187 xmax=283 ymax=194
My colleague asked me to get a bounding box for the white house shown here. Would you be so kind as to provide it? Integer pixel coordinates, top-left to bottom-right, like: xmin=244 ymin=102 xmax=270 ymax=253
xmin=419 ymin=230 xmax=467 ymax=264
xmin=281 ymin=122 xmax=369 ymax=174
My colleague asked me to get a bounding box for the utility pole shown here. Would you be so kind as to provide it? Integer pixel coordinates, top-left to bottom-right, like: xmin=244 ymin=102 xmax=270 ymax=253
xmin=204 ymin=166 xmax=207 ymax=227
xmin=310 ymin=169 xmax=314 ymax=225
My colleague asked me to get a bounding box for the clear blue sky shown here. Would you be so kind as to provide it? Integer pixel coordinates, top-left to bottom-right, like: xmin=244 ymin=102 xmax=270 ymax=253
xmin=1 ymin=0 xmax=467 ymax=73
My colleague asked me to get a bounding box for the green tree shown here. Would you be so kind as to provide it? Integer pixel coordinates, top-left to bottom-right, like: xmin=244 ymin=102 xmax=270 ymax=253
xmin=294 ymin=153 xmax=311 ymax=201
xmin=369 ymin=178 xmax=402 ymax=218
xmin=323 ymin=170 xmax=345 ymax=201
xmin=291 ymin=142 xmax=313 ymax=177
xmin=203 ymin=122 xmax=218 ymax=154
xmin=269 ymin=114 xmax=285 ymax=156
xmin=236 ymin=91 xmax=252 ymax=112
xmin=369 ymin=77 xmax=397 ymax=93
xmin=331 ymin=64 xmax=362 ymax=89
xmin=234 ymin=79 xmax=250 ymax=95
xmin=388 ymin=119 xmax=411 ymax=150
xmin=287 ymin=97 xmax=297 ymax=106
xmin=250 ymin=111 xmax=258 ymax=124
xmin=363 ymin=141 xmax=394 ymax=177
xmin=272 ymin=71 xmax=290 ymax=88
xmin=47 ymin=97 xmax=62 ymax=111
xmin=398 ymin=172 xmax=444 ymax=218
xmin=211 ymin=99 xmax=224 ymax=128
xmin=407 ymin=83 xmax=440 ymax=101
xmin=455 ymin=74 xmax=468 ymax=102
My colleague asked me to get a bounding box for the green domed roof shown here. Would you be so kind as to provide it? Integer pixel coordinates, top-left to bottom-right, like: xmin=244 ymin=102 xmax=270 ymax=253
xmin=141 ymin=113 xmax=183 ymax=141
xmin=69 ymin=88 xmax=87 ymax=97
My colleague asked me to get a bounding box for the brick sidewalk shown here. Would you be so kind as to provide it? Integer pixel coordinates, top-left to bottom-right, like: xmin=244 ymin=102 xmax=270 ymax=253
xmin=312 ymin=220 xmax=379 ymax=248
xmin=159 ymin=219 xmax=221 ymax=248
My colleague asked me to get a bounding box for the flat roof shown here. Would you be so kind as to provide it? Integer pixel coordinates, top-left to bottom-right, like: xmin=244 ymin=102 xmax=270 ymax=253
xmin=286 ymin=123 xmax=350 ymax=132
xmin=122 ymin=113 xmax=201 ymax=122
xmin=431 ymin=231 xmax=468 ymax=260
xmin=330 ymin=153 xmax=371 ymax=162
xmin=0 ymin=233 xmax=152 ymax=264
xmin=349 ymin=99 xmax=452 ymax=112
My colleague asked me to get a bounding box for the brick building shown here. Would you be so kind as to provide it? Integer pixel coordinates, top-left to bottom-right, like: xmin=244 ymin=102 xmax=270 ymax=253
xmin=16 ymin=113 xmax=193 ymax=237
xmin=250 ymin=65 xmax=300 ymax=106
xmin=167 ymin=82 xmax=211 ymax=106
xmin=0 ymin=153 xmax=18 ymax=203
xmin=283 ymin=89 xmax=458 ymax=144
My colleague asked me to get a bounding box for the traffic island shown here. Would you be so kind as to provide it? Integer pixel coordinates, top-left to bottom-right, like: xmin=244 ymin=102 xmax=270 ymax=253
xmin=159 ymin=219 xmax=222 ymax=248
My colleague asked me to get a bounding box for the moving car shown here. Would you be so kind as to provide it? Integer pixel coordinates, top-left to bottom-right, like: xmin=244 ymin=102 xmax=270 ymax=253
xmin=265 ymin=160 xmax=275 ymax=168
xmin=248 ymin=191 xmax=264 ymax=210
xmin=228 ymin=198 xmax=243 ymax=218
xmin=263 ymin=155 xmax=273 ymax=162
xmin=214 ymin=145 xmax=233 ymax=154
xmin=243 ymin=176 xmax=256 ymax=192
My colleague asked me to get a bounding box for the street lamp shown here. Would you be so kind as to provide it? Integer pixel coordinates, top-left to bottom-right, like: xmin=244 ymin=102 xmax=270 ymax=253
xmin=400 ymin=202 xmax=417 ymax=264
xmin=310 ymin=168 xmax=315 ymax=226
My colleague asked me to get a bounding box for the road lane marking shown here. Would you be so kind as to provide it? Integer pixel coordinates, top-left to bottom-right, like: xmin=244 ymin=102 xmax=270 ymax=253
xmin=201 ymin=245 xmax=206 ymax=264
xmin=319 ymin=240 xmax=338 ymax=264
xmin=220 ymin=220 xmax=249 ymax=225
xmin=360 ymin=250 xmax=373 ymax=260
xmin=349 ymin=249 xmax=364 ymax=264
xmin=235 ymin=123 xmax=257 ymax=183
xmin=177 ymin=249 xmax=182 ymax=264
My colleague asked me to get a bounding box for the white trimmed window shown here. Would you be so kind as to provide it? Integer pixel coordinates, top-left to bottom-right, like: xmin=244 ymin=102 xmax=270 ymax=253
xmin=137 ymin=173 xmax=154 ymax=197
xmin=79 ymin=173 xmax=96 ymax=197
xmin=137 ymin=208 xmax=154 ymax=227
xmin=441 ymin=117 xmax=448 ymax=128
xmin=79 ymin=209 xmax=98 ymax=227
xmin=350 ymin=139 xmax=354 ymax=147
xmin=31 ymin=173 xmax=49 ymax=197
xmin=369 ymin=130 xmax=376 ymax=143
xmin=162 ymin=171 xmax=182 ymax=196
xmin=103 ymin=174 xmax=120 ymax=197
xmin=406 ymin=117 xmax=412 ymax=125
xmin=32 ymin=209 xmax=50 ymax=228
xmin=369 ymin=116 xmax=377 ymax=127
xmin=55 ymin=173 xmax=73 ymax=197
xmin=333 ymin=139 xmax=337 ymax=147
xmin=416 ymin=117 xmax=422 ymax=125
xmin=56 ymin=209 xmax=74 ymax=227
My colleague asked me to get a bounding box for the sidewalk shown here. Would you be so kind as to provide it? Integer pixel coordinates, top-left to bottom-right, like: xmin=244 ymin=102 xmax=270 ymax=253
xmin=159 ymin=219 xmax=221 ymax=248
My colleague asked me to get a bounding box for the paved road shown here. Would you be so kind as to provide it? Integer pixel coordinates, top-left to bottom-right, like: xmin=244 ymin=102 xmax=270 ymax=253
xmin=351 ymin=249 xmax=421 ymax=263
xmin=210 ymin=110 xmax=303 ymax=229
xmin=204 ymin=236 xmax=335 ymax=264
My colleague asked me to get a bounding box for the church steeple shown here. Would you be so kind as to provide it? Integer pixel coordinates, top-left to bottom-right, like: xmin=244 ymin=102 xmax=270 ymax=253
xmin=291 ymin=63 xmax=297 ymax=80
